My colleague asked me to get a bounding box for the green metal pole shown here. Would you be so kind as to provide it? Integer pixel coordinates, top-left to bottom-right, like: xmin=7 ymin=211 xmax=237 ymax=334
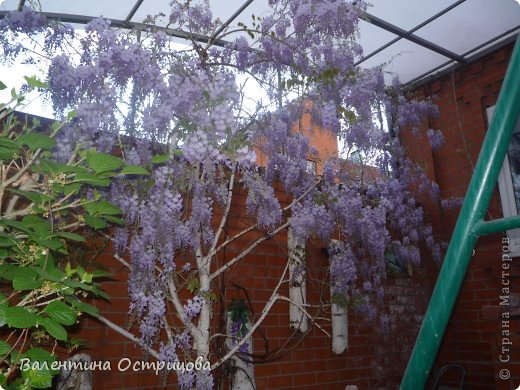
xmin=474 ymin=215 xmax=520 ymax=236
xmin=401 ymin=36 xmax=520 ymax=389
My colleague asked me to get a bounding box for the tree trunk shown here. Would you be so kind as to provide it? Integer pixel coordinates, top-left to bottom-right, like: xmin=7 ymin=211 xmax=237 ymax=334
xmin=226 ymin=313 xmax=255 ymax=390
xmin=288 ymin=226 xmax=308 ymax=332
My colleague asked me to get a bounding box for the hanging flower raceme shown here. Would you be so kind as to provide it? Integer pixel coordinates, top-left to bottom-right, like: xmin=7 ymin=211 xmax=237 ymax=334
xmin=0 ymin=3 xmax=448 ymax=388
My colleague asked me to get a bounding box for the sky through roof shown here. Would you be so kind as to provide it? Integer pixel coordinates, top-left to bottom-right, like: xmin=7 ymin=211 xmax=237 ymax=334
xmin=1 ymin=0 xmax=518 ymax=86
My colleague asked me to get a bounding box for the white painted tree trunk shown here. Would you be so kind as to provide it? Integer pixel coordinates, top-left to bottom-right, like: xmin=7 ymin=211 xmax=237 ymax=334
xmin=196 ymin=247 xmax=211 ymax=359
xmin=226 ymin=313 xmax=255 ymax=390
xmin=330 ymin=240 xmax=348 ymax=354
xmin=331 ymin=284 xmax=348 ymax=354
xmin=287 ymin=226 xmax=308 ymax=332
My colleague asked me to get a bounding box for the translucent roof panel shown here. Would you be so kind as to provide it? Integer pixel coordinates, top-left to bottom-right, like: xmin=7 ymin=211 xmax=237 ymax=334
xmin=131 ymin=0 xmax=271 ymax=26
xmin=356 ymin=19 xmax=399 ymax=56
xmin=415 ymin=0 xmax=520 ymax=55
xmin=0 ymin=0 xmax=519 ymax=85
xmin=366 ymin=0 xmax=462 ymax=31
xmin=360 ymin=40 xmax=451 ymax=84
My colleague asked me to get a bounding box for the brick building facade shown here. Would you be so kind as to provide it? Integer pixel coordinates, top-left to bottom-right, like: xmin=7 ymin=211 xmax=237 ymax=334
xmin=69 ymin=183 xmax=434 ymax=389
xmin=4 ymin=40 xmax=519 ymax=390
xmin=406 ymin=41 xmax=520 ymax=389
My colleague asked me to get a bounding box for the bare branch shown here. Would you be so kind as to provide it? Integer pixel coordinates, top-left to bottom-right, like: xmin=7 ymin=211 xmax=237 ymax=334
xmin=209 ymin=165 xmax=236 ymax=258
xmin=212 ymin=260 xmax=290 ymax=370
xmin=277 ymin=295 xmax=331 ymax=338
xmin=113 ymin=253 xmax=131 ymax=269
xmin=210 ymin=177 xmax=322 ymax=258
xmin=209 ymin=220 xmax=290 ymax=281
xmin=97 ymin=314 xmax=161 ymax=360
xmin=211 ymin=223 xmax=258 ymax=258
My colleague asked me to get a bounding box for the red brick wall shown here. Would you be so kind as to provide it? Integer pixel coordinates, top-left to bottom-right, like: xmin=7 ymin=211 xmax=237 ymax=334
xmin=408 ymin=42 xmax=520 ymax=389
xmin=64 ymin=181 xmax=434 ymax=389
xmin=9 ymin=43 xmax=520 ymax=389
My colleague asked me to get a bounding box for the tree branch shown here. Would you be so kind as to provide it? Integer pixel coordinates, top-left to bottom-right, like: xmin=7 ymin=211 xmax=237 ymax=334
xmin=209 ymin=165 xmax=236 ymax=258
xmin=210 ymin=223 xmax=258 ymax=258
xmin=97 ymin=314 xmax=161 ymax=360
xmin=210 ymin=177 xmax=322 ymax=259
xmin=277 ymin=295 xmax=331 ymax=338
xmin=211 ymin=259 xmax=290 ymax=370
xmin=209 ymin=220 xmax=290 ymax=281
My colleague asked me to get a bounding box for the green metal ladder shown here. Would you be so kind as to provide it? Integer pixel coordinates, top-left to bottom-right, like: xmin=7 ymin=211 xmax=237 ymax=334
xmin=401 ymin=36 xmax=520 ymax=389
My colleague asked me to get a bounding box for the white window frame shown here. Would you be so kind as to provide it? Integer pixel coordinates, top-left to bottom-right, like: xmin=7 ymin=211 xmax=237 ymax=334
xmin=489 ymin=105 xmax=520 ymax=257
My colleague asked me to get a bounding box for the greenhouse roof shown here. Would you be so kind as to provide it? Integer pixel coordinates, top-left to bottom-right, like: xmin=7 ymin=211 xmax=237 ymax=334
xmin=0 ymin=0 xmax=519 ymax=86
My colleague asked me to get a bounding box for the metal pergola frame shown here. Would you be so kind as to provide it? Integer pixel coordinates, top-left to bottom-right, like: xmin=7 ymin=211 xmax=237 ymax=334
xmin=355 ymin=0 xmax=468 ymax=66
xmin=2 ymin=0 xmax=519 ymax=85
xmin=2 ymin=2 xmax=520 ymax=388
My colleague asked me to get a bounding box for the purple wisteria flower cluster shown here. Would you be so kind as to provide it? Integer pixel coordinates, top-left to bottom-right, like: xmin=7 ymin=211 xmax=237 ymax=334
xmin=0 ymin=1 xmax=448 ymax=387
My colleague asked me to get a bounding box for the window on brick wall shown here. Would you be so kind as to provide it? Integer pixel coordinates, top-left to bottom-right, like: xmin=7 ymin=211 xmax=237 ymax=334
xmin=490 ymin=106 xmax=520 ymax=257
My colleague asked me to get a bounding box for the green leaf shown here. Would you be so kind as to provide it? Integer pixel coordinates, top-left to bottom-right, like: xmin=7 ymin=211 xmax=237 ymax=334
xmin=32 ymin=159 xmax=86 ymax=175
xmin=0 ymin=242 xmax=12 ymax=252
xmin=12 ymin=268 xmax=42 ymax=291
xmin=84 ymin=200 xmax=122 ymax=216
xmin=84 ymin=214 xmax=108 ymax=229
xmin=63 ymin=182 xmax=82 ymax=195
xmin=24 ymin=369 xmax=54 ymax=389
xmin=0 ymin=137 xmax=20 ymax=149
xmin=43 ymin=300 xmax=76 ymax=325
xmin=0 ymin=235 xmax=15 ymax=248
xmin=0 ymin=137 xmax=20 ymax=160
xmin=52 ymin=232 xmax=86 ymax=242
xmin=47 ymin=268 xmax=65 ymax=280
xmin=0 ymin=80 xmax=6 ymax=91
xmin=91 ymin=269 xmax=112 ymax=279
xmin=35 ymin=255 xmax=56 ymax=274
xmin=65 ymin=298 xmax=99 ymax=318
xmin=40 ymin=317 xmax=67 ymax=341
xmin=86 ymin=151 xmax=123 ymax=173
xmin=65 ymin=262 xmax=72 ymax=277
xmin=16 ymin=133 xmax=56 ymax=150
xmin=36 ymin=268 xmax=62 ymax=282
xmin=62 ymin=280 xmax=89 ymax=290
xmin=0 ymin=293 xmax=8 ymax=327
xmin=81 ymin=273 xmax=92 ymax=283
xmin=90 ymin=286 xmax=109 ymax=301
xmin=102 ymin=215 xmax=125 ymax=225
xmin=76 ymin=266 xmax=85 ymax=278
xmin=5 ymin=306 xmax=37 ymax=328
xmin=0 ymin=219 xmax=32 ymax=234
xmin=187 ymin=277 xmax=200 ymax=294
xmin=7 ymin=188 xmax=53 ymax=204
xmin=22 ymin=348 xmax=56 ymax=365
xmin=0 ymin=340 xmax=11 ymax=356
xmin=0 ymin=147 xmax=17 ymax=160
xmin=119 ymin=165 xmax=150 ymax=175
xmin=151 ymin=154 xmax=169 ymax=164
xmin=23 ymin=76 xmax=48 ymax=89
xmin=30 ymin=237 xmax=63 ymax=252
xmin=31 ymin=158 xmax=60 ymax=174
xmin=73 ymin=172 xmax=110 ymax=186
xmin=22 ymin=215 xmax=52 ymax=238
xmin=22 ymin=215 xmax=50 ymax=228
xmin=0 ymin=264 xmax=15 ymax=280
xmin=21 ymin=348 xmax=58 ymax=388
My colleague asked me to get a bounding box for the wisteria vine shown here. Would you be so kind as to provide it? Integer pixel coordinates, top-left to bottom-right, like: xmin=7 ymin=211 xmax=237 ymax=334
xmin=1 ymin=1 xmax=447 ymax=388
